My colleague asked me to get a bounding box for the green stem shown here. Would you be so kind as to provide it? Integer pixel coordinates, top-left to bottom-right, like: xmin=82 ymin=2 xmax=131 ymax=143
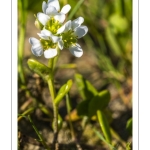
xmin=18 ymin=107 xmax=34 ymax=121
xmin=47 ymin=74 xmax=59 ymax=147
xmin=47 ymin=78 xmax=56 ymax=101
xmin=18 ymin=26 xmax=25 ymax=84
xmin=97 ymin=110 xmax=111 ymax=144
xmin=66 ymin=94 xmax=75 ymax=140
xmin=68 ymin=0 xmax=85 ymax=20
xmin=48 ymin=57 xmax=55 ymax=70
xmin=47 ymin=49 xmax=60 ymax=149
xmin=48 ymin=48 xmax=60 ymax=73
xmin=66 ymin=94 xmax=82 ymax=150
xmin=18 ymin=0 xmax=28 ymax=85
xmin=28 ymin=115 xmax=50 ymax=150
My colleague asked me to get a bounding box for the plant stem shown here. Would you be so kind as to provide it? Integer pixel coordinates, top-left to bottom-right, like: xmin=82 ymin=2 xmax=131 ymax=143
xmin=48 ymin=48 xmax=60 ymax=76
xmin=18 ymin=0 xmax=28 ymax=85
xmin=18 ymin=107 xmax=34 ymax=121
xmin=66 ymin=94 xmax=75 ymax=140
xmin=28 ymin=115 xmax=50 ymax=150
xmin=47 ymin=49 xmax=60 ymax=149
xmin=47 ymin=74 xmax=59 ymax=149
xmin=66 ymin=94 xmax=82 ymax=150
xmin=68 ymin=0 xmax=85 ymax=20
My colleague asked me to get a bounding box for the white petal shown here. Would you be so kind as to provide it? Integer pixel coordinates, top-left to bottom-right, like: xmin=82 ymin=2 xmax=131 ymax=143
xmin=72 ymin=17 xmax=84 ymax=30
xmin=64 ymin=20 xmax=71 ymax=32
xmin=46 ymin=6 xmax=58 ymax=16
xmin=29 ymin=37 xmax=44 ymax=57
xmin=37 ymin=13 xmax=50 ymax=25
xmin=37 ymin=29 xmax=52 ymax=39
xmin=74 ymin=17 xmax=84 ymax=24
xmin=61 ymin=4 xmax=71 ymax=14
xmin=57 ymin=20 xmax=71 ymax=34
xmin=42 ymin=1 xmax=48 ymax=14
xmin=58 ymin=40 xmax=64 ymax=50
xmin=57 ymin=24 xmax=66 ymax=34
xmin=41 ymin=29 xmax=52 ymax=36
xmin=54 ymin=13 xmax=65 ymax=23
xmin=51 ymin=35 xmax=60 ymax=43
xmin=74 ymin=26 xmax=88 ymax=38
xmin=29 ymin=37 xmax=40 ymax=45
xmin=31 ymin=44 xmax=43 ymax=56
xmin=37 ymin=33 xmax=49 ymax=40
xmin=69 ymin=45 xmax=83 ymax=57
xmin=76 ymin=43 xmax=81 ymax=48
xmin=44 ymin=48 xmax=57 ymax=58
xmin=38 ymin=29 xmax=60 ymax=43
xmin=48 ymin=0 xmax=60 ymax=11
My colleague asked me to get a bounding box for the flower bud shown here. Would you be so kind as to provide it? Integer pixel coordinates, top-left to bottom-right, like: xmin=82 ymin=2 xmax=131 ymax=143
xmin=27 ymin=59 xmax=52 ymax=80
xmin=35 ymin=18 xmax=43 ymax=30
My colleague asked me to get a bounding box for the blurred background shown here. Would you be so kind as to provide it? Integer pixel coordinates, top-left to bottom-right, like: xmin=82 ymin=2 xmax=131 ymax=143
xmin=18 ymin=0 xmax=132 ymax=149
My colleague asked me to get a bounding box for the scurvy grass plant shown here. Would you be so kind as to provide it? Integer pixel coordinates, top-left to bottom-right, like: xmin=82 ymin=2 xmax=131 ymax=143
xmin=18 ymin=0 xmax=132 ymax=150
xmin=27 ymin=0 xmax=89 ymax=149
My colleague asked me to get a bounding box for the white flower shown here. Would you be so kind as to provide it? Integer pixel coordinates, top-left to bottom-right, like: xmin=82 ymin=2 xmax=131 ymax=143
xmin=36 ymin=0 xmax=69 ymax=33
xmin=29 ymin=38 xmax=43 ymax=56
xmin=42 ymin=0 xmax=71 ymax=15
xmin=57 ymin=17 xmax=88 ymax=57
xmin=29 ymin=29 xmax=60 ymax=59
xmin=39 ymin=0 xmax=71 ymax=24
xmin=43 ymin=0 xmax=60 ymax=12
xmin=37 ymin=29 xmax=60 ymax=42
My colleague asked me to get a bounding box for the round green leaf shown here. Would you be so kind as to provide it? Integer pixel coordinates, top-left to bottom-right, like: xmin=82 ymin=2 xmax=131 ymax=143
xmin=77 ymin=100 xmax=90 ymax=116
xmin=88 ymin=90 xmax=111 ymax=117
xmin=74 ymin=73 xmax=98 ymax=100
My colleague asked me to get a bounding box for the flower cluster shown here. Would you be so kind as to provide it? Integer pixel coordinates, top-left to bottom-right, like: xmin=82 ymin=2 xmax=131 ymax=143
xmin=29 ymin=0 xmax=88 ymax=58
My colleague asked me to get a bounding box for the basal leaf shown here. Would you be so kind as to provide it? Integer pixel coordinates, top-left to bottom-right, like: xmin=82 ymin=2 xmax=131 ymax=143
xmin=97 ymin=110 xmax=112 ymax=144
xmin=88 ymin=90 xmax=110 ymax=117
xmin=77 ymin=100 xmax=90 ymax=116
xmin=54 ymin=80 xmax=73 ymax=106
xmin=74 ymin=73 xmax=98 ymax=100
